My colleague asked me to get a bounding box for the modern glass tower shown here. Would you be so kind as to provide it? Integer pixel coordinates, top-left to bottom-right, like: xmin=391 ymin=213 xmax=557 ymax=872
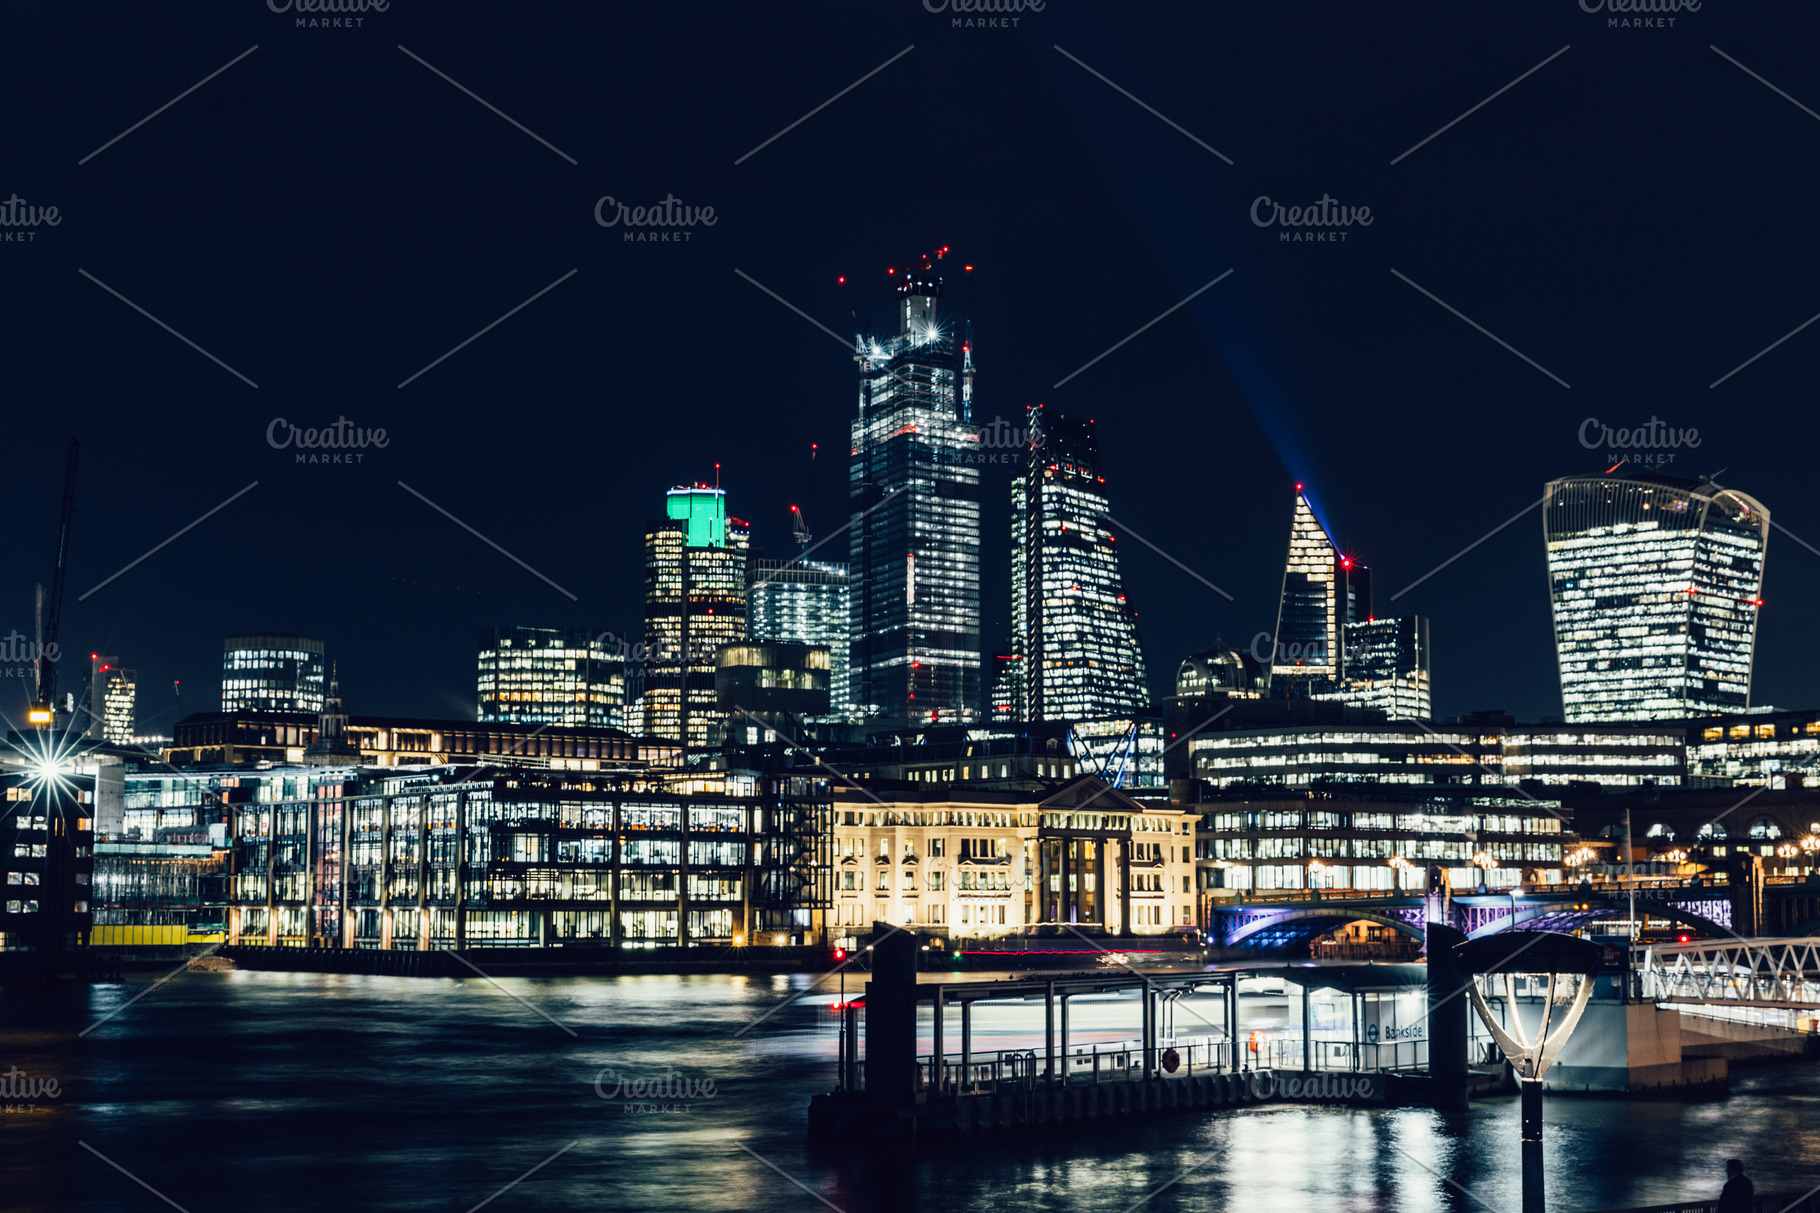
xmin=221 ymin=634 xmax=325 ymax=713
xmin=747 ymin=557 xmax=851 ymax=719
xmin=848 ymin=251 xmax=981 ymax=727
xmin=1337 ymin=616 xmax=1431 ymax=721
xmin=1270 ymin=486 xmax=1368 ymax=695
xmin=1013 ymin=404 xmax=1149 ymax=721
xmin=643 ymin=486 xmax=749 ymax=748
xmin=476 ymin=626 xmax=627 ymax=729
xmin=1544 ymin=474 xmax=1769 ymax=722
xmin=88 ymin=654 xmax=137 ymax=744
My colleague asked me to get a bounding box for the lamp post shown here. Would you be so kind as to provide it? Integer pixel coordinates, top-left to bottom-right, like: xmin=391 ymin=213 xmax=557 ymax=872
xmin=1454 ymin=932 xmax=1602 ymax=1213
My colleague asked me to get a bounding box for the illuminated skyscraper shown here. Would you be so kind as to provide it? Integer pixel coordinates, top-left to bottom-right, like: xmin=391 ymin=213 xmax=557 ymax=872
xmin=221 ymin=634 xmax=325 ymax=714
xmin=476 ymin=626 xmax=627 ymax=729
xmin=848 ymin=250 xmax=981 ymax=726
xmin=643 ymin=486 xmax=749 ymax=748
xmin=747 ymin=557 xmax=851 ymax=719
xmin=1336 ymin=616 xmax=1431 ymax=721
xmin=88 ymin=654 xmax=137 ymax=745
xmin=1013 ymin=405 xmax=1149 ymax=721
xmin=1270 ymin=486 xmax=1367 ymax=695
xmin=1544 ymin=474 xmax=1769 ymax=722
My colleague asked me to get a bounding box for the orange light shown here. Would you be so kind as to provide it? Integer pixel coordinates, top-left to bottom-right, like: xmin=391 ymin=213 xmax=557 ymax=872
xmin=27 ymin=708 xmax=52 ymax=724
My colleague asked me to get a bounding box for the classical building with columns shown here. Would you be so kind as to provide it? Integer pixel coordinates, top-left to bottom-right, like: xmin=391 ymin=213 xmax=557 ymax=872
xmin=829 ymin=776 xmax=1197 ymax=944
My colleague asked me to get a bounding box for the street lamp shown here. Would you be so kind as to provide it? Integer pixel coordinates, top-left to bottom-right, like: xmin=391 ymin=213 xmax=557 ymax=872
xmin=1455 ymin=932 xmax=1602 ymax=1213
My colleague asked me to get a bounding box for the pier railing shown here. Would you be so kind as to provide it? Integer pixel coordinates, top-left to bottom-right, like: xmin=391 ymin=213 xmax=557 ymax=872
xmin=1591 ymin=1193 xmax=1820 ymax=1213
xmin=913 ymin=1036 xmax=1240 ymax=1096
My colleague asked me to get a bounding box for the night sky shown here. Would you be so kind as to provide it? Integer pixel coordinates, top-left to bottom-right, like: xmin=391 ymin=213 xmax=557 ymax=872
xmin=5 ymin=1 xmax=1819 ymax=732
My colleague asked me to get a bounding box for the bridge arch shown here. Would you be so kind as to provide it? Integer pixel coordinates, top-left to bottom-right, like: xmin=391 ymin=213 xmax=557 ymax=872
xmin=1223 ymin=907 xmax=1425 ymax=949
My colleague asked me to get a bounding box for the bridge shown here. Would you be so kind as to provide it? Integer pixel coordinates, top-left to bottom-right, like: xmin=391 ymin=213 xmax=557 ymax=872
xmin=1637 ymin=937 xmax=1820 ymax=1011
xmin=1210 ymin=883 xmax=1747 ymax=951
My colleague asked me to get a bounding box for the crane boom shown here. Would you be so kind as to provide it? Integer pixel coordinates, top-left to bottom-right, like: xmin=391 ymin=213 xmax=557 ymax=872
xmin=33 ymin=439 xmax=78 ymax=725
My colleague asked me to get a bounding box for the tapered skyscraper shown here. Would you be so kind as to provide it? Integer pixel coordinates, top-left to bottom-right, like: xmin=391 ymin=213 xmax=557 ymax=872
xmin=1270 ymin=485 xmax=1368 ymax=694
xmin=1544 ymin=474 xmax=1768 ymax=721
xmin=848 ymin=251 xmax=981 ymax=727
xmin=1012 ymin=404 xmax=1148 ymax=721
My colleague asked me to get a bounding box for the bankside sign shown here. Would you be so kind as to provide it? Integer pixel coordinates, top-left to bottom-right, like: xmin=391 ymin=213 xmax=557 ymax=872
xmin=1250 ymin=1070 xmax=1388 ymax=1104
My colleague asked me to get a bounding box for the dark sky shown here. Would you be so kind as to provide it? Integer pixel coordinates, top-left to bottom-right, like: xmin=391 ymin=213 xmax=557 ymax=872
xmin=5 ymin=1 xmax=1819 ymax=732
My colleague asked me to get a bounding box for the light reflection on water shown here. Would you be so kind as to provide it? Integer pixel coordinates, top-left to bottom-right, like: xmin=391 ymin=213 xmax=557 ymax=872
xmin=0 ymin=970 xmax=1813 ymax=1213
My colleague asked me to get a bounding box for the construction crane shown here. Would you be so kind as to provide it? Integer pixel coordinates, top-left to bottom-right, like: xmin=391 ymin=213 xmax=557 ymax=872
xmin=29 ymin=439 xmax=79 ymax=729
xmin=790 ymin=504 xmax=812 ymax=551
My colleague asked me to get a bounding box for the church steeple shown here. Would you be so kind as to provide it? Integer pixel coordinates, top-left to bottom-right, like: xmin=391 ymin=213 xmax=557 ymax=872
xmin=303 ymin=661 xmax=362 ymax=765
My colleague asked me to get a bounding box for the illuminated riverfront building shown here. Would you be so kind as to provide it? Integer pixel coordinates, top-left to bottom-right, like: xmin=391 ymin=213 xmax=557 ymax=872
xmin=747 ymin=558 xmax=850 ymax=719
xmin=1012 ymin=405 xmax=1149 ymax=722
xmin=221 ymin=634 xmax=325 ymax=714
xmin=1270 ymin=486 xmax=1368 ymax=696
xmin=643 ymin=486 xmax=749 ymax=749
xmin=477 ymin=626 xmax=627 ymax=730
xmin=1543 ymin=475 xmax=1769 ymax=722
xmin=848 ymin=250 xmax=981 ymax=727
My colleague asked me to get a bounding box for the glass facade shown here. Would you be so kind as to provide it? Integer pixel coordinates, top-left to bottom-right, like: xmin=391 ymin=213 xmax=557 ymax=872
xmin=476 ymin=626 xmax=626 ymax=730
xmin=1325 ymin=617 xmax=1431 ymax=721
xmin=849 ymin=256 xmax=981 ymax=727
xmin=221 ymin=634 xmax=325 ymax=714
xmin=1270 ymin=487 xmax=1368 ymax=695
xmin=643 ymin=487 xmax=749 ymax=749
xmin=747 ymin=558 xmax=851 ymax=719
xmin=89 ymin=654 xmax=137 ymax=744
xmin=1014 ymin=405 xmax=1149 ymax=722
xmin=1189 ymin=722 xmax=1685 ymax=789
xmin=1544 ymin=475 xmax=1769 ymax=722
xmin=1195 ymin=791 xmax=1565 ymax=895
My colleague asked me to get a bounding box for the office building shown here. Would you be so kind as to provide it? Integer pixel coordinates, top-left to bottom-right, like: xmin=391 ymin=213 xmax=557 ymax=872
xmin=827 ymin=776 xmax=1196 ymax=939
xmin=1544 ymin=474 xmax=1769 ymax=722
xmin=89 ymin=654 xmax=137 ymax=745
xmin=1687 ymin=708 xmax=1820 ymax=790
xmin=1270 ymin=485 xmax=1368 ymax=695
xmin=848 ymin=250 xmax=982 ymax=727
xmin=477 ymin=626 xmax=627 ymax=729
xmin=167 ymin=710 xmax=677 ymax=770
xmin=715 ymin=641 xmax=832 ymax=725
xmin=1012 ymin=405 xmax=1150 ymax=722
xmin=1329 ymin=616 xmax=1432 ymax=721
xmin=0 ymin=760 xmax=95 ymax=959
xmin=1175 ymin=648 xmax=1267 ymax=700
xmin=221 ymin=634 xmax=325 ymax=714
xmin=987 ymin=653 xmax=1023 ymax=723
xmin=1192 ymin=787 xmax=1566 ymax=898
xmin=223 ymin=765 xmax=830 ymax=949
xmin=643 ymin=486 xmax=749 ymax=749
xmin=747 ymin=558 xmax=850 ymax=719
xmin=1186 ymin=714 xmax=1684 ymax=791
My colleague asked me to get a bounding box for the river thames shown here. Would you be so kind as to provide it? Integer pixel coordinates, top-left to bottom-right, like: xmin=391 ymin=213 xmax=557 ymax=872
xmin=3 ymin=970 xmax=1816 ymax=1213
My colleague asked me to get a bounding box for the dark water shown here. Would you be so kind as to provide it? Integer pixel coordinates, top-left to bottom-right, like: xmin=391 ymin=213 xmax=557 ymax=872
xmin=3 ymin=970 xmax=1817 ymax=1213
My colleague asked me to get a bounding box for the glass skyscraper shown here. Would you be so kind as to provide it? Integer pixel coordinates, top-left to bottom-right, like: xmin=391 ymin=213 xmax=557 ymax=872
xmin=1336 ymin=616 xmax=1432 ymax=721
xmin=1011 ymin=404 xmax=1149 ymax=721
xmin=1544 ymin=474 xmax=1769 ymax=722
xmin=747 ymin=557 xmax=851 ymax=719
xmin=476 ymin=626 xmax=627 ymax=729
xmin=643 ymin=486 xmax=749 ymax=748
xmin=1270 ymin=486 xmax=1367 ymax=695
xmin=221 ymin=634 xmax=325 ymax=713
xmin=88 ymin=654 xmax=137 ymax=744
xmin=848 ymin=252 xmax=981 ymax=727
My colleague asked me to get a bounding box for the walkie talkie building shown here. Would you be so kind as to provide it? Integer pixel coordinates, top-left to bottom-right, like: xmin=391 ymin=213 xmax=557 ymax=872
xmin=1543 ymin=474 xmax=1769 ymax=722
xmin=848 ymin=252 xmax=981 ymax=727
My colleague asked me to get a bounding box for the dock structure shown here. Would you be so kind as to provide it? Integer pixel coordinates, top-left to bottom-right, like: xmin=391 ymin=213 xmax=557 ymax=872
xmin=809 ymin=926 xmax=1436 ymax=1139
